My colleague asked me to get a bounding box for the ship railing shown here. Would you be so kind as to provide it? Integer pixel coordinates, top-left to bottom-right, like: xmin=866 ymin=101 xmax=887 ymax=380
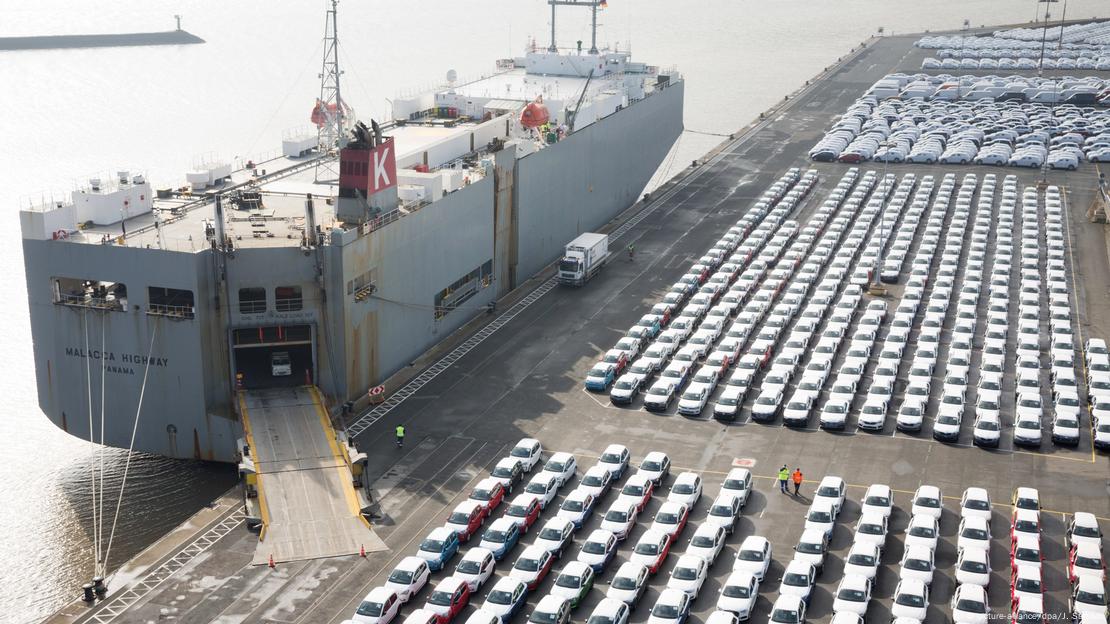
xmin=147 ymin=303 xmax=196 ymax=319
xmin=54 ymin=292 xmax=126 ymax=311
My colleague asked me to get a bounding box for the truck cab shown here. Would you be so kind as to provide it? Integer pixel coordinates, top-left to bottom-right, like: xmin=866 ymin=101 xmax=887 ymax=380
xmin=270 ymin=351 xmax=292 ymax=377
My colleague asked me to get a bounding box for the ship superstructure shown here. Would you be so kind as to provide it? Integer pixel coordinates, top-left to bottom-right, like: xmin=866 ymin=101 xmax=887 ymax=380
xmin=20 ymin=4 xmax=683 ymax=462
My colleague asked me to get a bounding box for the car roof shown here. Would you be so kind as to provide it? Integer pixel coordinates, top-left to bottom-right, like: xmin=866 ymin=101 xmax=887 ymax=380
xmin=819 ymin=475 xmax=844 ymax=486
xmin=396 ymin=555 xmax=428 ymax=572
xmin=898 ymin=577 xmax=927 ymax=592
xmin=614 ymin=561 xmax=648 ymax=577
xmin=1073 ymin=511 xmax=1100 ymax=526
xmin=1015 ymin=486 xmax=1039 ymax=499
xmin=772 ymin=593 xmax=804 ymax=609
xmin=1014 ymin=563 xmax=1041 ymax=580
xmin=674 ymin=471 xmax=699 ymax=483
xmin=964 ymin=486 xmax=990 ymax=499
xmin=462 ymin=547 xmax=494 ymax=561
xmin=1014 ymin=508 xmax=1038 ymax=521
xmin=518 ymin=544 xmax=549 ymax=559
xmin=1074 ymin=541 xmax=1101 ymax=555
xmin=799 ymin=528 xmax=827 ymax=541
xmin=530 ymin=473 xmax=558 ymax=485
xmin=515 ymin=437 xmax=540 ymax=448
xmin=548 ymin=451 xmax=574 ymax=462
xmin=840 ymin=574 xmax=869 ymax=589
xmin=496 ymin=457 xmax=521 ymax=468
xmin=586 ymin=528 xmax=616 ymax=542
xmin=561 ymin=560 xmax=592 ymax=575
xmin=564 ymin=488 xmax=591 ymax=501
xmin=491 ymin=574 xmax=525 ymax=591
xmin=657 ymin=588 xmax=690 ymax=604
xmin=535 ymin=594 xmax=569 ymax=610
xmin=593 ymin=598 xmax=628 ymax=617
xmin=488 ymin=517 xmax=517 ymax=531
xmin=474 ymin=477 xmax=500 ymax=490
xmin=510 ymin=493 xmax=540 ymax=506
xmin=740 ymin=535 xmax=769 ymax=549
xmin=865 ymin=484 xmax=891 ymax=496
xmin=433 ymin=575 xmax=467 ymax=591
xmin=784 ymin=559 xmax=813 ymax=573
xmin=957 ymin=584 xmax=987 ymax=599
xmin=914 ymin=484 xmax=940 ymax=497
xmin=428 ymin=526 xmax=456 ymax=540
xmin=643 ymin=450 xmax=668 ymax=461
xmin=657 ymin=501 xmax=687 ymax=513
xmin=541 ymin=516 xmax=573 ymax=531
xmin=405 ymin=608 xmax=441 ymax=624
xmin=453 ymin=500 xmax=483 ymax=514
xmin=639 ymin=528 xmax=669 ymax=542
xmin=602 ymin=443 xmax=628 ymax=454
xmin=366 ymin=586 xmax=397 ymax=601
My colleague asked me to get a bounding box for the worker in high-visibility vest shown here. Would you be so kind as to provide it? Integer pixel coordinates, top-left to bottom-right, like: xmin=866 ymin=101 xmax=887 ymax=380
xmin=395 ymin=424 xmax=405 ymax=448
xmin=777 ymin=465 xmax=789 ymax=494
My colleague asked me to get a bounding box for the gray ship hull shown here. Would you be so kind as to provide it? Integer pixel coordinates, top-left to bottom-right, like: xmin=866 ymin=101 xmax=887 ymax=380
xmin=22 ymin=80 xmax=683 ymax=462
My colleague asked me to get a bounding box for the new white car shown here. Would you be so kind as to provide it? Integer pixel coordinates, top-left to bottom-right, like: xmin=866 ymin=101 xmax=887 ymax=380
xmin=687 ymin=523 xmax=727 ymax=564
xmin=861 ymin=484 xmax=893 ymax=518
xmin=576 ymin=529 xmax=618 ymax=573
xmin=510 ymin=438 xmax=544 ymax=472
xmin=667 ymin=555 xmax=709 ymax=598
xmin=899 ymin=544 xmax=936 ymax=585
xmin=732 ymin=536 xmax=772 ymax=580
xmin=720 ymin=467 xmax=752 ymax=507
xmin=454 ymin=547 xmax=496 ymax=591
xmin=910 ymin=485 xmax=942 ymax=520
xmin=950 ymin=584 xmax=990 ymax=623
xmin=832 ymin=574 xmax=872 ymax=617
xmin=556 ymin=489 xmax=596 ymax=529
xmin=606 ymin=562 xmax=650 ymax=607
xmin=637 ymin=452 xmax=671 ymax=485
xmin=843 ymin=542 xmax=881 ymax=580
xmin=905 ymin=515 xmax=939 ymax=552
xmin=524 ymin=473 xmax=561 ymax=510
xmin=353 ymin=586 xmax=402 ymax=624
xmin=890 ymin=579 xmax=929 ymax=621
xmin=600 ymin=501 xmax=639 ymax=541
xmin=768 ymin=595 xmax=807 ymax=624
xmin=853 ymin=513 xmax=889 ymax=554
xmin=578 ymin=466 xmax=613 ymax=498
xmin=597 ymin=444 xmax=631 ymax=479
xmin=1070 ymin=576 xmax=1109 ymax=619
xmin=541 ymin=452 xmax=578 ymax=487
xmin=705 ymin=493 xmax=743 ymax=534
xmin=384 ymin=557 xmax=431 ymax=603
xmin=716 ymin=570 xmax=759 ymax=620
xmin=667 ymin=472 xmax=703 ymax=506
xmin=957 ymin=516 xmax=991 ymax=552
xmin=533 ymin=517 xmax=575 ymax=556
xmin=804 ymin=499 xmax=837 ymax=536
xmin=648 ymin=589 xmax=692 ymax=624
xmin=814 ymin=475 xmax=846 ymax=516
xmin=960 ymin=487 xmax=992 ymax=521
xmin=955 ymin=546 xmax=990 ymax=587
xmin=778 ymin=560 xmax=817 ymax=604
xmin=509 ymin=546 xmax=555 ymax=590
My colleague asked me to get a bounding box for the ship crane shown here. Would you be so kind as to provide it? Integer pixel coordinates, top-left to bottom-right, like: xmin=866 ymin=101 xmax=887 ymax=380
xmin=567 ymin=68 xmax=595 ymax=133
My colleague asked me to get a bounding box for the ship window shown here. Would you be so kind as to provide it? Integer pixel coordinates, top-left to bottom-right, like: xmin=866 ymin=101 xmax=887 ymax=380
xmin=434 ymin=259 xmax=494 ymax=320
xmin=239 ymin=287 xmax=267 ymax=314
xmin=275 ymin=286 xmax=303 ymax=312
xmin=148 ymin=286 xmax=195 ymax=319
xmin=52 ymin=277 xmax=128 ymax=311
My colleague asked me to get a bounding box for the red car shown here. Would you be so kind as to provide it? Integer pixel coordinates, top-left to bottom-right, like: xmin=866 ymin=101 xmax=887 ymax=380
xmin=504 ymin=494 xmax=542 ymax=533
xmin=468 ymin=478 xmax=506 ymax=515
xmin=423 ymin=576 xmax=471 ymax=623
xmin=602 ymin=350 xmax=630 ymax=375
xmin=838 ymin=152 xmax=864 ymax=164
xmin=630 ymin=529 xmax=673 ymax=574
xmin=618 ymin=474 xmax=654 ymax=512
xmin=445 ymin=500 xmax=488 ymax=541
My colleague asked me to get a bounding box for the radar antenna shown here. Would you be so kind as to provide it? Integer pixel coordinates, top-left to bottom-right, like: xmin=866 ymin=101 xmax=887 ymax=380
xmin=548 ymin=0 xmax=605 ymax=54
xmin=315 ymin=0 xmax=347 ymax=182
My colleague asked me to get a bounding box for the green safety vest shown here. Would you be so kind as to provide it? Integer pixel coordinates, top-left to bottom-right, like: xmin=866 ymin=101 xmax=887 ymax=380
xmin=396 ymin=426 xmax=405 ymax=437
xmin=778 ymin=468 xmax=789 ymax=481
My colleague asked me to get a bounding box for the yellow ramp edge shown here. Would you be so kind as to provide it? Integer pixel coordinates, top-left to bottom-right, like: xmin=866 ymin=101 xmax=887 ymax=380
xmin=307 ymin=385 xmax=366 ymax=521
xmin=237 ymin=391 xmax=271 ymax=541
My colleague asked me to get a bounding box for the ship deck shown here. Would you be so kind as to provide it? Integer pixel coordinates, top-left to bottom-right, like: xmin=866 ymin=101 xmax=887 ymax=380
xmin=47 ymin=30 xmax=1110 ymax=624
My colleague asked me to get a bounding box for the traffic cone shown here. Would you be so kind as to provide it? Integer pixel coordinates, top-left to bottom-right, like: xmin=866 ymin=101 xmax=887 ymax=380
xmin=268 ymin=554 xmax=275 ymax=569
xmin=360 ymin=544 xmax=366 ymax=558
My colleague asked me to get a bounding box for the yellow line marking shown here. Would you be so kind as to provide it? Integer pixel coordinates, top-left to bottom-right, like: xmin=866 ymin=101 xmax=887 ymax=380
xmin=1060 ymin=185 xmax=1099 ymax=464
xmin=238 ymin=391 xmax=271 ymax=540
xmin=309 ymin=386 xmax=364 ymax=519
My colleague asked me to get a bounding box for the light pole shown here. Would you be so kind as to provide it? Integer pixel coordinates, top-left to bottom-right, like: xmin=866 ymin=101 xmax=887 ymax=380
xmin=870 ymin=146 xmax=893 ymax=296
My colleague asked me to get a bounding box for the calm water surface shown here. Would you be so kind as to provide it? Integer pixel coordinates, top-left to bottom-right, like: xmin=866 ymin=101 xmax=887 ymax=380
xmin=1 ymin=1 xmax=1103 ymax=622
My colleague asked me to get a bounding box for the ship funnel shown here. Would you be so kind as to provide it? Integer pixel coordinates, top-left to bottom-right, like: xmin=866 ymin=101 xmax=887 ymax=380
xmin=214 ymin=194 xmax=227 ymax=248
xmin=304 ymin=193 xmax=318 ymax=247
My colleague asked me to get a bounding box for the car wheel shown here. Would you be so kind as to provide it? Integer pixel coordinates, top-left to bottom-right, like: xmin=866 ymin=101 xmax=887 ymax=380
xmin=1069 ymin=164 xmax=1077 ymax=171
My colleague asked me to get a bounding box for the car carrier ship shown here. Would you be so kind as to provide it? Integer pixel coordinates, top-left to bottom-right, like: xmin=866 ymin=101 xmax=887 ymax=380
xmin=20 ymin=1 xmax=684 ymax=468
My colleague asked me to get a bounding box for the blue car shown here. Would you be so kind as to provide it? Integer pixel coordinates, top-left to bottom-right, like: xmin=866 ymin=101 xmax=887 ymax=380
xmin=481 ymin=577 xmax=529 ymax=622
xmin=584 ymin=363 xmax=617 ymax=392
xmin=478 ymin=518 xmax=522 ymax=561
xmin=416 ymin=527 xmax=460 ymax=571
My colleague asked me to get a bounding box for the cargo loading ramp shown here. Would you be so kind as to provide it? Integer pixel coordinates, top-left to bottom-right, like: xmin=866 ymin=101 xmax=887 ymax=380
xmin=239 ymin=387 xmax=385 ymax=565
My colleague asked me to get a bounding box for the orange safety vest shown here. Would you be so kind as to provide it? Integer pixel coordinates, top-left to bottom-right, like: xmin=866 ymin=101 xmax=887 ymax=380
xmin=792 ymin=471 xmax=803 ymax=484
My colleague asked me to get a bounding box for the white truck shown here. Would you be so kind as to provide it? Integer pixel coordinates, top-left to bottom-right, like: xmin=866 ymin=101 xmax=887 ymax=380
xmin=558 ymin=232 xmax=610 ymax=286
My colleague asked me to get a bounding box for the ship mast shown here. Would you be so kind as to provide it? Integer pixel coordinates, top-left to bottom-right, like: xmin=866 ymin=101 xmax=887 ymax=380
xmin=315 ymin=0 xmax=345 ymax=182
xmin=548 ymin=0 xmax=603 ymax=54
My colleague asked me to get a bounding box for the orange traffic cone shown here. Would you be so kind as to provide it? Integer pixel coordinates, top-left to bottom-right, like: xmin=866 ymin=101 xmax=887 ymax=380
xmin=360 ymin=544 xmax=366 ymax=558
xmin=268 ymin=554 xmax=275 ymax=569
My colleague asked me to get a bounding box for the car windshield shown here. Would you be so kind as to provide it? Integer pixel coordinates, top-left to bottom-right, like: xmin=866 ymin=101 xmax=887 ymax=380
xmin=511 ymin=446 xmax=533 ymax=458
xmin=858 ymin=523 xmax=884 ymax=535
xmin=770 ymin=609 xmax=800 ymax=623
xmin=904 ymin=557 xmax=932 ymax=571
xmin=738 ymin=549 xmax=764 ymax=562
xmin=897 ymin=593 xmax=925 ymax=607
xmin=492 ymin=467 xmax=515 ymax=478
xmin=583 ymin=540 xmax=609 ymax=555
xmin=909 ymin=525 xmax=935 ymax=538
xmin=938 ymin=415 xmax=959 ymax=425
xmin=965 ymin=498 xmax=989 ymax=510
xmin=977 ymin=420 xmax=999 ymax=431
xmin=839 ymin=588 xmax=867 ymax=601
xmin=1016 ymin=577 xmax=1042 ymax=592
xmin=647 ymin=386 xmax=669 ymax=396
xmin=691 ymin=535 xmax=717 ymax=548
xmin=652 ymin=604 xmax=681 ymax=619
xmin=606 ymin=510 xmax=629 ymax=522
xmin=1076 ymin=590 xmax=1106 ymax=604
xmin=555 ymin=573 xmax=583 ymax=589
xmin=487 ymin=589 xmax=516 ymax=605
xmin=957 ymin=598 xmax=986 ymax=613
xmin=961 ymin=557 xmax=987 ymax=573
xmin=459 ymin=557 xmax=487 ymax=574
xmin=673 ymin=483 xmax=695 ymax=494
xmin=539 ymin=527 xmax=564 ymax=541
xmin=614 ymin=380 xmax=635 ymax=390
xmin=356 ymin=600 xmax=385 ymax=616
xmin=589 ymin=366 xmax=610 ymax=377
xmin=507 ymin=504 xmax=531 ymax=517
xmin=429 ymin=590 xmax=455 ymax=606
xmin=656 ymin=512 xmax=678 ymax=524
xmin=622 ymin=483 xmax=644 ymax=496
xmin=722 ymin=582 xmax=752 ymax=599
xmin=1015 ymin=519 xmax=1038 ymax=533
xmin=1057 ymin=417 xmax=1079 ymax=428
xmin=420 ymin=539 xmax=444 ymax=552
xmin=641 ymin=460 xmax=662 ymax=472
xmin=526 ymin=482 xmax=548 ymax=495
xmin=672 ymin=566 xmax=700 ymax=581
xmin=723 ymin=477 xmax=747 ymax=490
xmin=515 ymin=555 xmax=545 ymax=572
xmin=582 ymin=474 xmax=606 ymax=487
xmin=612 ymin=575 xmax=640 ymax=590
xmin=472 ymin=488 xmax=493 ymax=501
xmin=796 ymin=541 xmax=823 ymax=554
xmin=963 ymin=526 xmax=988 ymax=540
xmin=531 ymin=610 xmax=562 ymax=624
xmin=562 ymin=499 xmax=584 ymax=512
xmin=1075 ymin=555 xmax=1102 ymax=569
xmin=849 ymin=552 xmax=875 ymax=566
xmin=817 ymin=485 xmax=840 ymax=497
xmin=865 ymin=495 xmax=889 ymax=507
xmin=808 ymin=510 xmax=831 ymax=523
xmin=756 ymin=396 xmax=777 ymax=406
xmin=388 ymin=568 xmax=414 ymax=584
xmin=1019 ymin=398 xmax=1040 ymax=408
xmin=1074 ymin=523 xmax=1101 ymax=538
xmin=783 ymin=572 xmax=810 ymax=586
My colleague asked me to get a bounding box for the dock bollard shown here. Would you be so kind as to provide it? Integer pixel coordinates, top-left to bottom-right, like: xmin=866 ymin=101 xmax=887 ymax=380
xmin=93 ymin=576 xmax=107 ymax=597
xmin=82 ymin=583 xmax=95 ymax=602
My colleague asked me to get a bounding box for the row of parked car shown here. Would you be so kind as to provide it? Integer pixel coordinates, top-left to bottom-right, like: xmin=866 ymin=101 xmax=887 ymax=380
xmin=917 ymin=30 xmax=1110 ymax=53
xmin=922 ymin=56 xmax=1110 ymax=71
xmin=348 ymin=442 xmax=766 ymax=624
xmin=990 ymin=20 xmax=1110 ymax=46
xmin=801 ymin=480 xmax=1108 ymax=622
xmin=1086 ymin=341 xmax=1110 ymax=450
xmin=810 ymin=76 xmax=1110 ymax=167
